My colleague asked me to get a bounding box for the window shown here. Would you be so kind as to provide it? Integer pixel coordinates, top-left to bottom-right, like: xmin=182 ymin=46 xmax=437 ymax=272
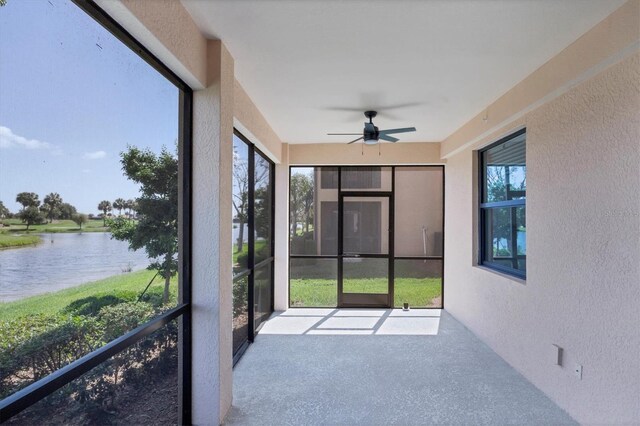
xmin=0 ymin=1 xmax=191 ymax=423
xmin=320 ymin=167 xmax=386 ymax=189
xmin=289 ymin=166 xmax=444 ymax=308
xmin=479 ymin=129 xmax=526 ymax=278
xmin=232 ymin=131 xmax=274 ymax=364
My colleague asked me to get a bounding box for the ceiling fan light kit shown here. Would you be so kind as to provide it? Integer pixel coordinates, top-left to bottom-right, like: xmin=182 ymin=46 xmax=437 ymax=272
xmin=327 ymin=110 xmax=416 ymax=145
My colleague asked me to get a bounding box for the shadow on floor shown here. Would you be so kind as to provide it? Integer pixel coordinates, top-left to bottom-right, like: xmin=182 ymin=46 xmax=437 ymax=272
xmin=259 ymin=308 xmax=441 ymax=336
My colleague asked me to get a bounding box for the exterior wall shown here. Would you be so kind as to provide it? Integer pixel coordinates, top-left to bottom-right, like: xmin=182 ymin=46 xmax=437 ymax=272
xmin=191 ymin=40 xmax=234 ymax=425
xmin=273 ymin=144 xmax=290 ymax=310
xmin=445 ymin=52 xmax=640 ymax=424
xmin=289 ymin=142 xmax=443 ymax=165
xmin=233 ymin=80 xmax=283 ymax=163
xmin=441 ymin=0 xmax=640 ymax=159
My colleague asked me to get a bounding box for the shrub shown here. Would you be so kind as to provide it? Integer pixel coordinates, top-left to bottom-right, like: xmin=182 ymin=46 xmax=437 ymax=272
xmin=233 ymin=278 xmax=248 ymax=316
xmin=98 ymin=302 xmax=153 ymax=342
xmin=0 ymin=314 xmax=103 ymax=398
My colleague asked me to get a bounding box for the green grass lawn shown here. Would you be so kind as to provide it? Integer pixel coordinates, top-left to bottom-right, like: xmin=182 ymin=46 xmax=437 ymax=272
xmin=1 ymin=218 xmax=109 ymax=234
xmin=0 ymin=233 xmax=42 ymax=249
xmin=290 ymin=278 xmax=442 ymax=308
xmin=0 ymin=269 xmax=178 ymax=321
xmin=232 ymin=239 xmax=267 ymax=269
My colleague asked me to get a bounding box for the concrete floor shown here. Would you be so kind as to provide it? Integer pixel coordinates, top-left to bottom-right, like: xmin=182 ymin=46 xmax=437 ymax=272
xmin=226 ymin=309 xmax=576 ymax=425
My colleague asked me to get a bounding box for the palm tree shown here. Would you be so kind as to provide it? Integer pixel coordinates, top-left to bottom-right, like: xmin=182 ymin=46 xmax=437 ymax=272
xmin=113 ymin=198 xmax=126 ymax=216
xmin=41 ymin=192 xmax=63 ymax=223
xmin=124 ymin=198 xmax=135 ymax=218
xmin=97 ymin=200 xmax=112 ymax=226
xmin=16 ymin=192 xmax=39 ymax=210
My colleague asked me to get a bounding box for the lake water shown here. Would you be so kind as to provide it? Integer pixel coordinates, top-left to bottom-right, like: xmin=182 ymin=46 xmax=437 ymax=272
xmin=0 ymin=232 xmax=150 ymax=302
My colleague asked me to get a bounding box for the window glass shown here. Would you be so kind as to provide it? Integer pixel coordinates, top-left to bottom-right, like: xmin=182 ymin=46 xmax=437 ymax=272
xmin=232 ymin=135 xmax=250 ymax=275
xmin=254 ymin=152 xmax=273 ymax=264
xmin=480 ymin=131 xmax=526 ymax=277
xmin=320 ymin=167 xmax=338 ymax=189
xmin=254 ymin=263 xmax=273 ymax=330
xmin=342 ymin=258 xmax=388 ymax=294
xmin=0 ymin=0 xmax=180 ymax=398
xmin=394 ymin=167 xmax=443 ymax=256
xmin=341 ymin=167 xmax=392 ymax=191
xmin=6 ymin=321 xmax=179 ymax=424
xmin=289 ymin=258 xmax=338 ymax=307
xmin=482 ymin=132 xmax=526 ymax=203
xmin=231 ymin=133 xmax=275 ymax=357
xmin=394 ymin=259 xmax=442 ymax=308
xmin=232 ymin=275 xmax=249 ymax=355
xmin=290 ymin=167 xmax=338 ymax=256
xmin=343 ymin=196 xmax=389 ymax=255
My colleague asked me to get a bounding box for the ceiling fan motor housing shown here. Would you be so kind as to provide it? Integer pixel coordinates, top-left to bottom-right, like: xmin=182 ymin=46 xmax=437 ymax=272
xmin=364 ymin=111 xmax=379 ymax=142
xmin=364 ymin=126 xmax=379 ymax=142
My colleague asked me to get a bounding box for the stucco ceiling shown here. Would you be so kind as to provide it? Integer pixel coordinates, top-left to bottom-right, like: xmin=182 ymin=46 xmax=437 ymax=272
xmin=181 ymin=0 xmax=624 ymax=144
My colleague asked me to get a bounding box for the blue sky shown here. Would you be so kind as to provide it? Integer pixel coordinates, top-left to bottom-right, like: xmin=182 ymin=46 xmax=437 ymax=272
xmin=0 ymin=0 xmax=178 ymax=214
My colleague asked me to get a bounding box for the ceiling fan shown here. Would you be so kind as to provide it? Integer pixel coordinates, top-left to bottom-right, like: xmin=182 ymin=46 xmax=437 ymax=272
xmin=327 ymin=111 xmax=416 ymax=145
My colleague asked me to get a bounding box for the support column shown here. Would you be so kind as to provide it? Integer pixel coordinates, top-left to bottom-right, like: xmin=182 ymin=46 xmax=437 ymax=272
xmin=274 ymin=143 xmax=290 ymax=311
xmin=191 ymin=40 xmax=234 ymax=425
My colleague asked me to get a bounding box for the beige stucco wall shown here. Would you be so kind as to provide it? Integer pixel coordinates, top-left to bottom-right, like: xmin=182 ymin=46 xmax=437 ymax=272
xmin=233 ymin=80 xmax=283 ymax=163
xmin=442 ymin=0 xmax=640 ymax=160
xmin=289 ymin=142 xmax=443 ymax=165
xmin=191 ymin=40 xmax=234 ymax=425
xmin=445 ymin=52 xmax=640 ymax=424
xmin=274 ymin=144 xmax=290 ymax=310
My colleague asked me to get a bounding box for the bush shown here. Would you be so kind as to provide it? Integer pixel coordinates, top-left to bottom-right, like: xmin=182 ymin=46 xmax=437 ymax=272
xmin=98 ymin=302 xmax=153 ymax=342
xmin=0 ymin=314 xmax=103 ymax=398
xmin=233 ymin=278 xmax=248 ymax=316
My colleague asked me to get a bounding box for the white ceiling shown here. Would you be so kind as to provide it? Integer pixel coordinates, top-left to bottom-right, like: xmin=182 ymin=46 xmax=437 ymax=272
xmin=181 ymin=0 xmax=624 ymax=144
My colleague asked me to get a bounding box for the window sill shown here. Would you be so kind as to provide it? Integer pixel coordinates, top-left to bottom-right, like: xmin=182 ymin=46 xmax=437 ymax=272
xmin=474 ymin=265 xmax=526 ymax=285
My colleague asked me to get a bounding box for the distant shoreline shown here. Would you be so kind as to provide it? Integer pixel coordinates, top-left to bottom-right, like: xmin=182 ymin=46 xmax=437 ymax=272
xmin=0 ymin=218 xmax=110 ymax=249
xmin=0 ymin=233 xmax=42 ymax=249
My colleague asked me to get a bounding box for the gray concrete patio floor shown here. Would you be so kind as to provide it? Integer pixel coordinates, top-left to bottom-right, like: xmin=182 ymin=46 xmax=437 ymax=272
xmin=225 ymin=309 xmax=575 ymax=425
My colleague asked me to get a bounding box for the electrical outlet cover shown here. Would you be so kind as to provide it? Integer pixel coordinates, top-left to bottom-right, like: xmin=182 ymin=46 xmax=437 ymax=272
xmin=574 ymin=364 xmax=583 ymax=380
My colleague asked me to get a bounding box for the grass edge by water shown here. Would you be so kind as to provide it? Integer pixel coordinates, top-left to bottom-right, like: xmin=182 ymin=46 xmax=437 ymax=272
xmin=0 ymin=269 xmax=177 ymax=321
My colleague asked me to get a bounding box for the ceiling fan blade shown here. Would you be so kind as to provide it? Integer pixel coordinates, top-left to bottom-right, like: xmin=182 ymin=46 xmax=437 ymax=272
xmin=379 ymin=127 xmax=416 ymax=135
xmin=327 ymin=133 xmax=362 ymax=135
xmin=347 ymin=137 xmax=364 ymax=144
xmin=364 ymin=122 xmax=375 ymax=131
xmin=379 ymin=134 xmax=399 ymax=142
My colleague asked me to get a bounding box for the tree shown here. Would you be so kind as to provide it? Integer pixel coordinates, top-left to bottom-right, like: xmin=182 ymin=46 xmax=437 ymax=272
xmin=127 ymin=199 xmax=138 ymax=219
xmin=72 ymin=213 xmax=88 ymax=231
xmin=58 ymin=203 xmax=77 ymax=220
xmin=41 ymin=192 xmax=63 ymax=223
xmin=16 ymin=192 xmax=39 ymax=209
xmin=0 ymin=201 xmax=10 ymax=219
xmin=289 ymin=173 xmax=314 ymax=238
xmin=97 ymin=200 xmax=112 ymax=226
xmin=19 ymin=206 xmax=45 ymax=230
xmin=113 ymin=198 xmax=126 ymax=216
xmin=108 ymin=145 xmax=178 ymax=304
xmin=232 ymin=146 xmax=249 ymax=253
xmin=123 ymin=199 xmax=133 ymax=218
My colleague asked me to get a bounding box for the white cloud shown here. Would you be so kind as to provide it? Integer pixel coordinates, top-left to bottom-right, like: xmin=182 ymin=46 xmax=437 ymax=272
xmin=83 ymin=150 xmax=106 ymax=160
xmin=0 ymin=126 xmax=51 ymax=150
